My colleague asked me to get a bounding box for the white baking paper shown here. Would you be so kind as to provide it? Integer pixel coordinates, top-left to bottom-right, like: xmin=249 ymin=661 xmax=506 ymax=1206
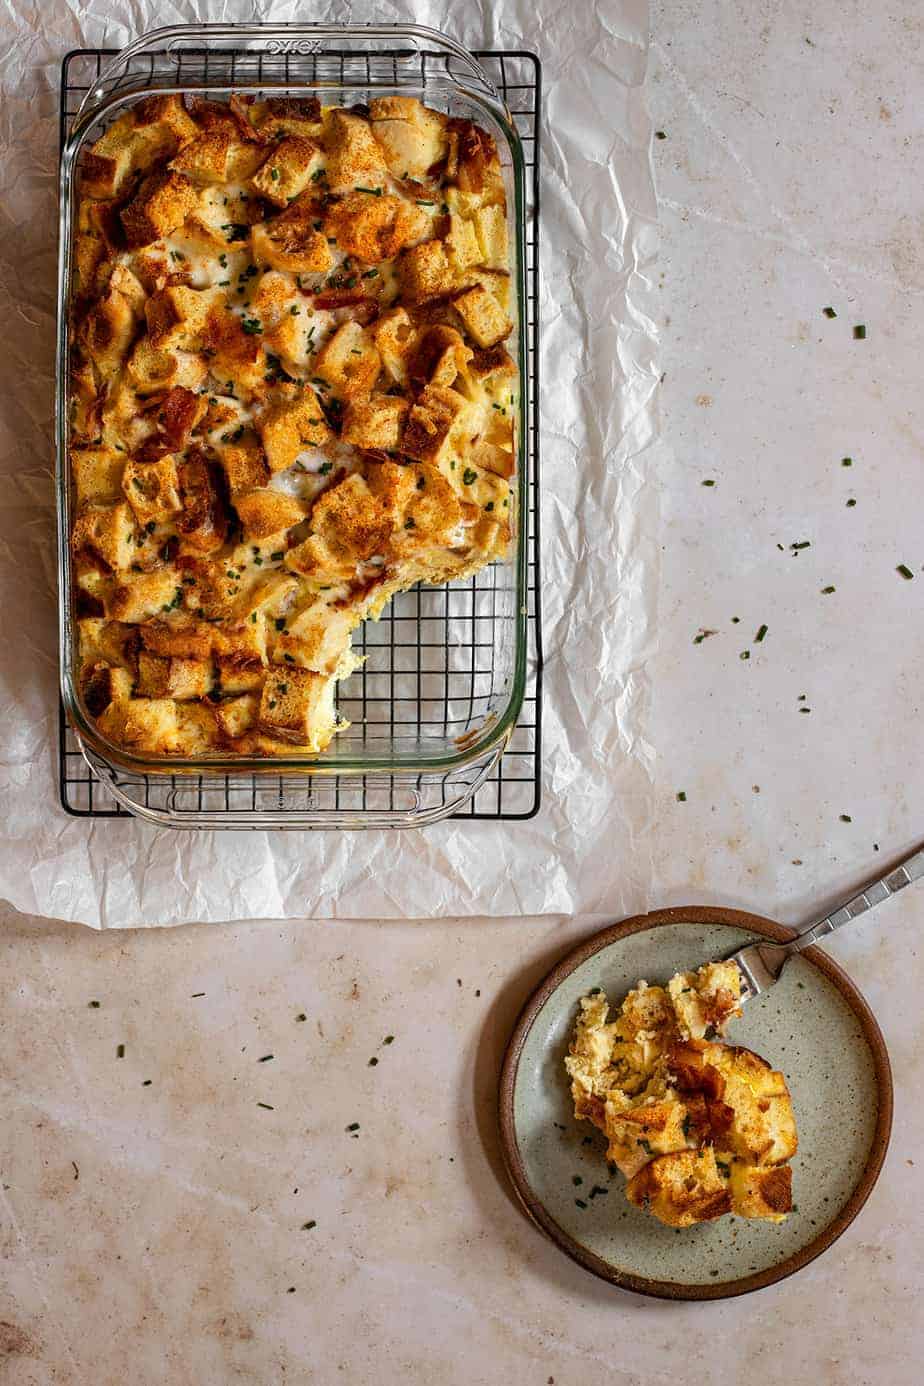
xmin=0 ymin=0 xmax=660 ymax=927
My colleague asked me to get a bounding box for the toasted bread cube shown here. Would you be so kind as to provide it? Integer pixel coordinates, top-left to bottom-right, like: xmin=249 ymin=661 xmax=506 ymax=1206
xmin=274 ymin=601 xmax=358 ymax=675
xmin=322 ymin=192 xmax=428 ymax=264
xmin=234 ymin=571 xmax=299 ymax=622
xmin=82 ymin=111 xmax=174 ymax=199
xmin=78 ymin=618 xmax=138 ymax=671
xmin=258 ymin=665 xmax=340 ymax=749
xmin=169 ymin=127 xmax=235 ymax=182
xmin=341 ymin=393 xmax=409 ymax=451
xmin=252 ymin=210 xmax=333 ymax=275
xmin=445 ymin=212 xmax=481 ymax=275
xmin=213 ymin=618 xmax=268 ymax=694
xmin=122 ymin=454 xmax=182 ymax=526
xmin=141 ymin=619 xmax=213 ymax=660
xmin=78 ymin=283 xmax=139 ymax=377
xmin=453 ymin=284 xmax=511 ymax=348
xmin=284 ymin=533 xmax=360 ymax=585
xmin=669 ymin=961 xmax=743 ymax=1040
xmin=200 ymin=308 xmax=268 ymax=396
xmin=475 ymin=267 xmax=512 ymax=312
xmin=406 ymin=325 xmax=471 ymax=391
xmin=72 ymin=447 xmax=125 ymax=505
xmin=120 ymin=170 xmax=198 ymax=248
xmin=728 ymin=1162 xmax=792 ymax=1222
xmin=401 ymin=385 xmax=470 ymax=464
xmin=312 ymin=321 xmax=381 ymax=400
xmin=251 ymin=137 xmax=322 ymax=207
xmin=603 ymin=1098 xmax=690 ymax=1180
xmin=218 ymin=437 xmax=271 ymax=496
xmin=472 ymin=204 xmax=509 ymax=269
xmin=372 ymin=307 xmax=416 ymax=385
xmin=175 ymin=454 xmax=229 ymax=555
xmin=137 ymin=650 xmax=214 ymax=700
xmin=98 ymin=695 xmax=180 ymax=754
xmin=81 ymin=662 xmax=136 ymax=716
xmin=308 ymin=473 xmax=391 ymax=563
xmin=234 ymin=489 xmax=306 ymax=542
xmin=126 ymin=336 xmax=207 ymax=395
xmin=257 ymin=391 xmax=332 ymax=474
xmin=145 ymin=285 xmax=222 ymax=350
xmin=323 ymin=110 xmax=388 ymax=192
xmin=398 ymin=239 xmax=454 ymax=302
xmin=71 ymin=502 xmax=137 ymax=571
xmin=625 ymin=1149 xmax=733 ymax=1229
xmin=468 ymin=344 xmax=517 ymax=388
xmin=368 ymin=96 xmax=448 ymax=180
xmin=252 ymin=97 xmax=322 ymax=140
xmin=174 ymin=703 xmax=220 ymax=753
xmin=213 ymin=692 xmax=260 ymax=741
xmin=133 ymin=95 xmax=199 ymax=149
xmin=108 ymin=570 xmax=180 ymax=623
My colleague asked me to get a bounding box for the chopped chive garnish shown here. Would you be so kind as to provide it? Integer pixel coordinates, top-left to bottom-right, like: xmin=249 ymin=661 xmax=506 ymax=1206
xmin=191 ymin=992 xmax=205 ymax=998
xmin=853 ymin=324 xmax=867 ymax=339
xmin=295 ymin=1012 xmax=307 ymax=1022
xmin=840 ymin=814 xmax=852 ymax=823
xmin=368 ymin=1056 xmax=378 ymax=1066
xmin=258 ymin=1054 xmax=274 ymax=1063
xmin=302 ymin=1221 xmax=317 ymax=1231
xmin=897 ymin=564 xmax=914 ymax=580
xmin=116 ymin=1044 xmax=125 ymax=1058
xmin=821 ymin=585 xmax=836 ymax=594
xmin=676 ymin=791 xmax=687 ymax=802
xmin=822 ymin=306 xmax=837 ymax=318
xmin=791 ymin=540 xmax=811 ymax=551
xmin=740 ymin=650 xmax=751 ymax=660
xmin=846 ymin=498 xmax=857 ymax=507
xmin=346 ymin=1122 xmax=360 ymax=1132
xmin=701 ymin=478 xmax=715 ymax=486
xmin=575 ymin=1198 xmax=588 ymax=1209
xmin=655 ymin=130 xmax=667 ymax=140
xmin=257 ymin=1102 xmax=274 ymax=1110
xmin=354 ymin=186 xmax=382 ymax=196
xmin=755 ymin=624 xmax=768 ymax=643
xmin=88 ymin=1000 xmax=100 ymax=1008
xmin=383 ymin=1035 xmax=394 ymax=1045
xmin=842 ymin=456 xmax=853 ymax=466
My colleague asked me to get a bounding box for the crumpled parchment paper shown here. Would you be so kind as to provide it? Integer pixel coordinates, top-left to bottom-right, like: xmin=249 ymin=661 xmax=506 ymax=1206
xmin=0 ymin=0 xmax=659 ymax=927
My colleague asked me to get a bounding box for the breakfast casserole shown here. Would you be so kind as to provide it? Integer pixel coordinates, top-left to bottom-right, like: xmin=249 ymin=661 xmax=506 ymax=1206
xmin=67 ymin=93 xmax=516 ymax=758
xmin=565 ymin=962 xmax=798 ymax=1227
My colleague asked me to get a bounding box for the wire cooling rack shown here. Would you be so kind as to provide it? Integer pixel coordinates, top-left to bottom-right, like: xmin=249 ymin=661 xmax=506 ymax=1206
xmin=58 ymin=46 xmax=542 ymax=824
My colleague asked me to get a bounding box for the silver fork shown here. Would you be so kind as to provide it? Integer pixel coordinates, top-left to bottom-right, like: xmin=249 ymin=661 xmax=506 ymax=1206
xmin=728 ymin=843 xmax=924 ymax=1003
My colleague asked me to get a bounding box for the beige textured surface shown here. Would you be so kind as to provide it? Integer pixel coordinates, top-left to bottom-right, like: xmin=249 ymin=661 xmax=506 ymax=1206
xmin=3 ymin=0 xmax=924 ymax=1380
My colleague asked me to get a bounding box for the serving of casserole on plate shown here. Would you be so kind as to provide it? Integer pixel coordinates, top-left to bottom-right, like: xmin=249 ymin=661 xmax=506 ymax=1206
xmin=65 ymin=84 xmax=518 ymax=762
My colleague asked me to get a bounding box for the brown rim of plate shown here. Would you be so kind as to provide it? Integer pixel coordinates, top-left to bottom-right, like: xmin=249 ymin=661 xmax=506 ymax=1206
xmin=497 ymin=905 xmax=893 ymax=1302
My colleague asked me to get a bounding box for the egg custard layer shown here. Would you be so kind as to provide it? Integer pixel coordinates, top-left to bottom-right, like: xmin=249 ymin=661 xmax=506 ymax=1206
xmin=565 ymin=961 xmax=798 ymax=1228
xmin=69 ymin=93 xmax=516 ymax=757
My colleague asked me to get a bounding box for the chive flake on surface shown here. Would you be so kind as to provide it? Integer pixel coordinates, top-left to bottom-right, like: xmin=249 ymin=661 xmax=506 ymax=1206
xmin=258 ymin=1054 xmax=274 ymax=1063
xmin=575 ymin=1198 xmax=588 ymax=1209
xmin=693 ymin=628 xmax=717 ymax=645
xmin=302 ymin=1221 xmax=317 ymax=1231
xmin=368 ymin=1056 xmax=378 ymax=1066
xmin=842 ymin=456 xmax=853 ymax=466
xmin=701 ymin=478 xmax=715 ymax=486
xmin=853 ymin=323 xmax=867 ymax=339
xmin=790 ymin=540 xmax=811 ymax=552
xmin=383 ymin=1035 xmax=394 ymax=1045
xmin=296 ymin=1012 xmax=307 ymax=1022
xmin=116 ymin=1044 xmax=125 ymax=1058
xmin=740 ymin=650 xmax=751 ymax=660
xmin=897 ymin=564 xmax=914 ymax=580
xmin=822 ymin=306 xmax=837 ymax=318
xmin=846 ymin=498 xmax=857 ymax=507
xmin=572 ymin=1175 xmax=583 ymax=1186
xmin=191 ymin=991 xmax=205 ymax=998
xmin=257 ymin=1102 xmax=274 ymax=1110
xmin=655 ymin=130 xmax=667 ymax=140
xmin=840 ymin=814 xmax=852 ymax=823
xmin=755 ymin=623 xmax=768 ymax=643
xmin=88 ymin=1000 xmax=100 ymax=1008
xmin=142 ymin=1079 xmax=152 ymax=1086
xmin=821 ymin=585 xmax=836 ymax=594
xmin=346 ymin=1122 xmax=360 ymax=1132
xmin=676 ymin=791 xmax=687 ymax=802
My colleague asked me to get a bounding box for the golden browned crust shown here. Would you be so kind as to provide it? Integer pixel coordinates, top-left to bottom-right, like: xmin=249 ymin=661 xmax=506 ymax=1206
xmin=69 ymin=94 xmax=516 ymax=758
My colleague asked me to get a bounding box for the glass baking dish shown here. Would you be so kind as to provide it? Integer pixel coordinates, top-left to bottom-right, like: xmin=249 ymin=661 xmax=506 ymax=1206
xmin=56 ymin=22 xmax=531 ymax=829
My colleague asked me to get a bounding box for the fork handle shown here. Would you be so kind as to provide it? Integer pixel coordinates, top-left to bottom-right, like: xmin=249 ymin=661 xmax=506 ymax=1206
xmin=790 ymin=844 xmax=924 ymax=953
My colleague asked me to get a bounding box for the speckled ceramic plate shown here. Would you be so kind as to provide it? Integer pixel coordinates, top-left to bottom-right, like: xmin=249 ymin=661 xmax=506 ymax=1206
xmin=498 ymin=907 xmax=892 ymax=1300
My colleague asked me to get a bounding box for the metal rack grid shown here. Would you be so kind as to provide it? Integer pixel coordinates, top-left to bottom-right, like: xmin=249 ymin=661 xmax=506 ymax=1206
xmin=58 ymin=46 xmax=542 ymax=823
